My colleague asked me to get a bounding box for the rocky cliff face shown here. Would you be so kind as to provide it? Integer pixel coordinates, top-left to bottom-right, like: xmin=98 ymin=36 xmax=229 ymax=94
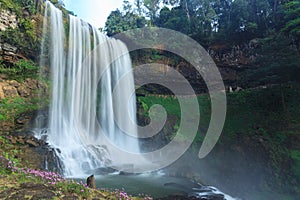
xmin=0 ymin=43 xmax=27 ymax=64
xmin=0 ymin=9 xmax=18 ymax=31
xmin=207 ymin=40 xmax=259 ymax=90
xmin=0 ymin=78 xmax=46 ymax=100
xmin=0 ymin=9 xmax=20 ymax=63
xmin=135 ymin=40 xmax=259 ymax=95
xmin=0 ymin=77 xmax=48 ymax=132
xmin=208 ymin=40 xmax=259 ymax=68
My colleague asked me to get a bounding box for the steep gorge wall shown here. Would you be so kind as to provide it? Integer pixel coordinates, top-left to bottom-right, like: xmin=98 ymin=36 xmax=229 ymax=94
xmin=0 ymin=9 xmax=19 ymax=63
xmin=0 ymin=4 xmax=47 ymax=132
xmin=134 ymin=40 xmax=259 ymax=95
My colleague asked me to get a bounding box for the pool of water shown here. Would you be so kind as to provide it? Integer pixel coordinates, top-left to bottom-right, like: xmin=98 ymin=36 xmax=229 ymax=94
xmin=74 ymin=173 xmax=237 ymax=199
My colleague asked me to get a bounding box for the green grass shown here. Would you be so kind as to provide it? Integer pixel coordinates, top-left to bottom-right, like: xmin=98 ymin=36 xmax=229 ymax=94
xmin=137 ymin=83 xmax=300 ymax=195
xmin=0 ymin=155 xmax=151 ymax=199
xmin=138 ymin=95 xmax=181 ymax=117
xmin=138 ymin=94 xmax=211 ymax=144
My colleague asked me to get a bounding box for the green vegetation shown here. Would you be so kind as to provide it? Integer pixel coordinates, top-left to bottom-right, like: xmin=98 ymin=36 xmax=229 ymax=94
xmin=105 ymin=8 xmax=146 ymax=36
xmin=291 ymin=150 xmax=300 ymax=177
xmin=0 ymin=0 xmax=70 ymax=61
xmin=138 ymin=94 xmax=210 ymax=147
xmin=138 ymin=95 xmax=181 ymax=117
xmin=138 ymin=83 xmax=300 ymax=196
xmin=105 ymin=0 xmax=300 ymax=43
xmin=0 ymin=59 xmax=39 ymax=80
xmin=0 ymin=25 xmax=41 ymax=59
xmin=0 ymin=96 xmax=41 ymax=123
xmin=0 ymin=0 xmax=299 ymax=198
xmin=0 ymin=155 xmax=151 ymax=199
xmin=0 ymin=135 xmax=22 ymax=167
xmin=238 ymin=34 xmax=300 ymax=87
xmin=0 ymin=0 xmax=23 ymax=15
xmin=105 ymin=0 xmax=300 ymax=88
xmin=281 ymin=1 xmax=300 ymax=40
xmin=0 ymin=0 xmax=41 ymax=59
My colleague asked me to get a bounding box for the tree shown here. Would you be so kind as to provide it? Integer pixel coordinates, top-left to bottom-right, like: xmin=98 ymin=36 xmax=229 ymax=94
xmin=134 ymin=0 xmax=144 ymax=16
xmin=281 ymin=0 xmax=300 ymax=43
xmin=104 ymin=9 xmax=147 ymax=37
xmin=157 ymin=6 xmax=190 ymax=33
xmin=104 ymin=10 xmax=124 ymax=36
xmin=123 ymin=0 xmax=133 ymax=13
xmin=143 ymin=0 xmax=161 ymax=24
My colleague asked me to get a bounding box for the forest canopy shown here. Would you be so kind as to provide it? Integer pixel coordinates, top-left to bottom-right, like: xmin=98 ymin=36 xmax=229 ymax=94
xmin=105 ymin=0 xmax=300 ymax=45
xmin=105 ymin=0 xmax=300 ymax=86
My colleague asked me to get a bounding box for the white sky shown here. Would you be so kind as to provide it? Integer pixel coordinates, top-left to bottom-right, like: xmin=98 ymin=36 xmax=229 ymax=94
xmin=63 ymin=0 xmax=134 ymax=29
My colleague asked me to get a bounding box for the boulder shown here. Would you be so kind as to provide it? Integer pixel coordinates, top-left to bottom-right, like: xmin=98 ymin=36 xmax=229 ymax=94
xmin=3 ymin=85 xmax=19 ymax=97
xmin=86 ymin=174 xmax=96 ymax=189
xmin=2 ymin=43 xmax=17 ymax=54
xmin=17 ymin=85 xmax=31 ymax=97
xmin=91 ymin=167 xmax=118 ymax=175
xmin=8 ymin=80 xmax=20 ymax=87
xmin=26 ymin=139 xmax=39 ymax=147
xmin=24 ymin=78 xmax=38 ymax=90
xmin=16 ymin=138 xmax=25 ymax=145
xmin=16 ymin=116 xmax=27 ymax=125
xmin=0 ymin=10 xmax=18 ymax=31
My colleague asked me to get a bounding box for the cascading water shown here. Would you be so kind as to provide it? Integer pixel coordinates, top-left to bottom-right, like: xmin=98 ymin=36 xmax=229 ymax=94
xmin=38 ymin=1 xmax=140 ymax=177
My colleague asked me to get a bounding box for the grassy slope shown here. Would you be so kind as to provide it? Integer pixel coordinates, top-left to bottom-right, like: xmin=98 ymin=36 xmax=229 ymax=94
xmin=138 ymin=83 xmax=300 ymax=199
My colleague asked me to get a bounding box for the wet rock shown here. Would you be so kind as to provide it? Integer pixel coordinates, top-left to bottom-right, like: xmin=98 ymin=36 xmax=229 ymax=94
xmin=194 ymin=193 xmax=225 ymax=200
xmin=26 ymin=139 xmax=39 ymax=147
xmin=119 ymin=171 xmax=133 ymax=176
xmin=16 ymin=116 xmax=27 ymax=125
xmin=157 ymin=193 xmax=225 ymax=200
xmin=16 ymin=138 xmax=25 ymax=145
xmin=30 ymin=142 xmax=64 ymax=174
xmin=56 ymin=148 xmax=61 ymax=153
xmin=91 ymin=166 xmax=118 ymax=175
xmin=87 ymin=174 xmax=96 ymax=189
xmin=156 ymin=195 xmax=198 ymax=200
xmin=62 ymin=196 xmax=80 ymax=200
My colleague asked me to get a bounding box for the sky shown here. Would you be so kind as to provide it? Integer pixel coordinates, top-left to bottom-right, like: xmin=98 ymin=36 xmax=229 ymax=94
xmin=63 ymin=0 xmax=133 ymax=29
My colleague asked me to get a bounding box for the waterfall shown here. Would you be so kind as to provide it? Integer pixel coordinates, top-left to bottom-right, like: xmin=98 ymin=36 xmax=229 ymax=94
xmin=38 ymin=1 xmax=140 ymax=177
